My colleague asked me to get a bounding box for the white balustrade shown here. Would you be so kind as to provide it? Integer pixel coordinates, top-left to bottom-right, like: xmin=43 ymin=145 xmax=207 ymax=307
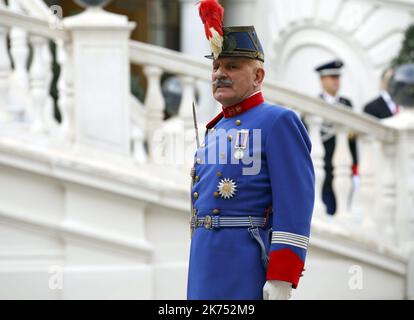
xmin=143 ymin=65 xmax=165 ymax=160
xmin=332 ymin=126 xmax=353 ymax=220
xmin=0 ymin=0 xmax=410 ymax=256
xmin=29 ymin=35 xmax=48 ymax=133
xmin=306 ymin=115 xmax=326 ymax=217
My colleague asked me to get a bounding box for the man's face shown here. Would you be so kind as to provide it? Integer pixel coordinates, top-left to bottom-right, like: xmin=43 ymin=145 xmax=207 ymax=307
xmin=212 ymin=57 xmax=263 ymax=107
xmin=321 ymin=75 xmax=341 ymax=96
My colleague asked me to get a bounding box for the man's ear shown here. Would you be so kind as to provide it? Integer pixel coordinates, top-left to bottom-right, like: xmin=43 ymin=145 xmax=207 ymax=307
xmin=254 ymin=67 xmax=265 ymax=87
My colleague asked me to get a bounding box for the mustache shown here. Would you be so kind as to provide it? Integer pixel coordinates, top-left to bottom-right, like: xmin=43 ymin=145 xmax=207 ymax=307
xmin=212 ymin=78 xmax=234 ymax=87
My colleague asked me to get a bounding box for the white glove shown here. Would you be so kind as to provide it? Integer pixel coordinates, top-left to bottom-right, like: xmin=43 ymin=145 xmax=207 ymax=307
xmin=263 ymin=280 xmax=292 ymax=300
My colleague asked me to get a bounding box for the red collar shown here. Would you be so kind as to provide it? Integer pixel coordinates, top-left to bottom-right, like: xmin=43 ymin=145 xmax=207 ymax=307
xmin=206 ymin=92 xmax=264 ymax=129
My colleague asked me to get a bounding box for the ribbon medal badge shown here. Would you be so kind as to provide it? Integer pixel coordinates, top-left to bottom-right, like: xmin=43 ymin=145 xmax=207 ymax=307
xmin=234 ymin=129 xmax=249 ymax=160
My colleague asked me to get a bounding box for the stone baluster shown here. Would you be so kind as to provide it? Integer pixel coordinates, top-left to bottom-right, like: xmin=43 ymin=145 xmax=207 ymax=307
xmin=378 ymin=141 xmax=397 ymax=244
xmin=0 ymin=12 xmax=11 ymax=123
xmin=42 ymin=39 xmax=57 ymax=134
xmin=356 ymin=134 xmax=378 ymax=232
xmin=143 ymin=65 xmax=165 ymax=161
xmin=178 ymin=75 xmax=196 ymax=132
xmin=306 ymin=115 xmax=326 ymax=218
xmin=56 ymin=39 xmax=74 ymax=142
xmin=179 ymin=75 xmax=198 ymax=168
xmin=332 ymin=125 xmax=353 ymax=221
xmin=29 ymin=35 xmax=48 ymax=133
xmin=8 ymin=0 xmax=30 ymax=122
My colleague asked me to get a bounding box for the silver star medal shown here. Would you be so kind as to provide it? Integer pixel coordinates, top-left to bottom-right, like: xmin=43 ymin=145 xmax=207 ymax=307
xmin=234 ymin=129 xmax=249 ymax=160
xmin=218 ymin=178 xmax=237 ymax=199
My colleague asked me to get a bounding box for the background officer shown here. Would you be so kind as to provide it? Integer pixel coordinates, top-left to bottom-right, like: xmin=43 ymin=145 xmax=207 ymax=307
xmin=315 ymin=60 xmax=358 ymax=215
xmin=364 ymin=68 xmax=400 ymax=119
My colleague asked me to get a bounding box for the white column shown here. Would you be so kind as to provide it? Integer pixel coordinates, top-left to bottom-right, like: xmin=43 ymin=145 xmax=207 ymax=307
xmin=64 ymin=8 xmax=135 ymax=157
xmin=179 ymin=0 xmax=217 ymax=123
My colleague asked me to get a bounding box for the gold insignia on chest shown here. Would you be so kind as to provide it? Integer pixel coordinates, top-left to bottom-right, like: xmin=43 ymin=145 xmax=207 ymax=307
xmin=217 ymin=178 xmax=237 ymax=199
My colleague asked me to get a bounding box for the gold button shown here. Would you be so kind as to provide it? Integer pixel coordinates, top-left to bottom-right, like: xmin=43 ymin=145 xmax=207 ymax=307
xmin=193 ymin=208 xmax=197 ymax=214
xmin=213 ymin=209 xmax=220 ymax=214
xmin=195 ymin=175 xmax=200 ymax=182
xmin=216 ymin=171 xmax=222 ymax=177
xmin=213 ymin=191 xmax=219 ymax=198
xmin=228 ymin=135 xmax=233 ymax=142
xmin=201 ymin=143 xmax=206 ymax=148
xmin=193 ymin=192 xmax=199 ymax=199
xmin=196 ymin=158 xmax=201 ymax=164
xmin=235 ymin=120 xmax=241 ymax=126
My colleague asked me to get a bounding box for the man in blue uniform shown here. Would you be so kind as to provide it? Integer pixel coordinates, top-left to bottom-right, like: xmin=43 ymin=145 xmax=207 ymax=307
xmin=187 ymin=1 xmax=315 ymax=300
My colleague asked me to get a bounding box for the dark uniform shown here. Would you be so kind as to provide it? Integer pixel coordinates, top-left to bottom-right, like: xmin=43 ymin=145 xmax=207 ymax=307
xmin=364 ymin=92 xmax=399 ymax=119
xmin=315 ymin=60 xmax=358 ymax=215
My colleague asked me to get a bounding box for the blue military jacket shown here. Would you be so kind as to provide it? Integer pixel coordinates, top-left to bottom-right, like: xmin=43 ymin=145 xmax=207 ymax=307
xmin=187 ymin=92 xmax=315 ymax=299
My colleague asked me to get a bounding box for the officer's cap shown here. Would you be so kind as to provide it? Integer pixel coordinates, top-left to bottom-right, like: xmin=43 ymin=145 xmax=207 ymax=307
xmin=315 ymin=59 xmax=344 ymax=77
xmin=205 ymin=26 xmax=265 ymax=62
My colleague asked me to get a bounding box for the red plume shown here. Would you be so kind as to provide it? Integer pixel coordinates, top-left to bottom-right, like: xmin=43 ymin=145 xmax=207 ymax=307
xmin=198 ymin=0 xmax=224 ymax=59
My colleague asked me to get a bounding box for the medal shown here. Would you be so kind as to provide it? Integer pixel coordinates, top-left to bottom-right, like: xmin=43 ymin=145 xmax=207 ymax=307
xmin=217 ymin=178 xmax=237 ymax=199
xmin=234 ymin=149 xmax=244 ymax=160
xmin=234 ymin=129 xmax=248 ymax=160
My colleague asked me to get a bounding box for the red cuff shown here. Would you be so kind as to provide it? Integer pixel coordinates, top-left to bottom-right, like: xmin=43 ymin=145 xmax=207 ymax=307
xmin=266 ymin=248 xmax=304 ymax=289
